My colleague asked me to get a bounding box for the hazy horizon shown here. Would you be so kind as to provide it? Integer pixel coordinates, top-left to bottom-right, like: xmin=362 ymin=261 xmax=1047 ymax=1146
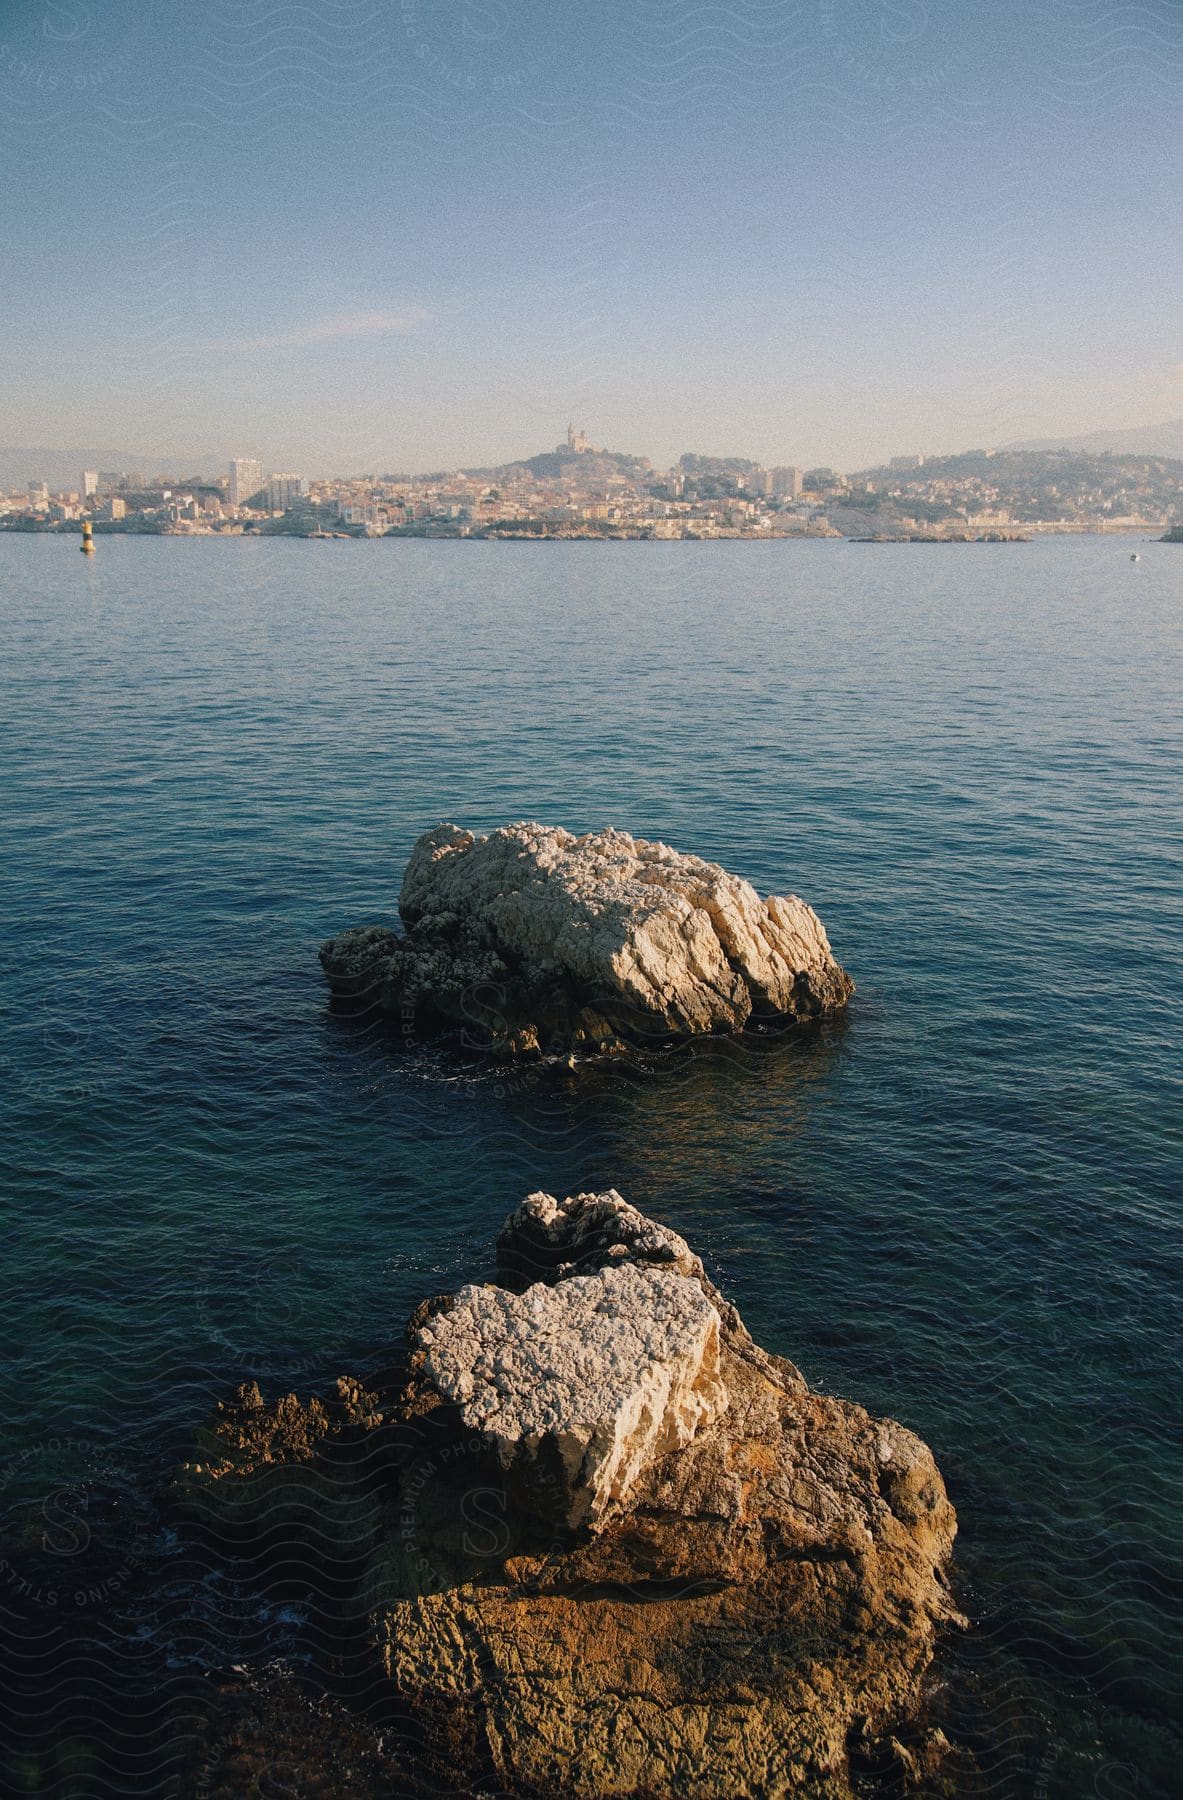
xmin=2 ymin=0 xmax=1180 ymax=474
xmin=6 ymin=413 xmax=1183 ymax=492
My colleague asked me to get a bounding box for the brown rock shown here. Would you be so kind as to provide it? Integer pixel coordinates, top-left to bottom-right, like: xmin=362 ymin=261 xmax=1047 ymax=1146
xmin=370 ymin=1191 xmax=959 ymax=1796
xmin=178 ymin=1192 xmax=960 ymax=1797
xmin=177 ymin=1376 xmax=387 ymax=1552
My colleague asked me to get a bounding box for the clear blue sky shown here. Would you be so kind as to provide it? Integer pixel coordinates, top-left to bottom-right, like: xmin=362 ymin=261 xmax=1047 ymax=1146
xmin=1 ymin=0 xmax=1180 ymax=473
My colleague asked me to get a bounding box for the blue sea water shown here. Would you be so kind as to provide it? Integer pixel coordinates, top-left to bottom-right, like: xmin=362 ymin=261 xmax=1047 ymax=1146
xmin=0 ymin=532 xmax=1180 ymax=1795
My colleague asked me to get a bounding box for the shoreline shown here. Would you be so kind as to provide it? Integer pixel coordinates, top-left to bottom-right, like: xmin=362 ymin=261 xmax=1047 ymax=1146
xmin=0 ymin=524 xmax=1162 ymax=544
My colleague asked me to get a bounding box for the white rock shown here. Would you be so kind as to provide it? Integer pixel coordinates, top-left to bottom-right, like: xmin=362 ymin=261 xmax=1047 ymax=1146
xmin=497 ymin=1187 xmax=704 ymax=1284
xmin=398 ymin=821 xmax=852 ymax=1040
xmin=415 ymin=1262 xmax=726 ymax=1528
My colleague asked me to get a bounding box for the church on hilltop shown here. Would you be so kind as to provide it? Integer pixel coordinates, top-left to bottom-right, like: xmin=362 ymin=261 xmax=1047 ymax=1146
xmin=563 ymin=422 xmax=602 ymax=455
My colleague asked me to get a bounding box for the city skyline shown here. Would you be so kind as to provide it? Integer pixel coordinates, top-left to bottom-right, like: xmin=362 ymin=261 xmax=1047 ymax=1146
xmin=1 ymin=1 xmax=1180 ymax=474
xmin=6 ymin=429 xmax=1179 ymax=543
xmin=5 ymin=407 xmax=1183 ymax=499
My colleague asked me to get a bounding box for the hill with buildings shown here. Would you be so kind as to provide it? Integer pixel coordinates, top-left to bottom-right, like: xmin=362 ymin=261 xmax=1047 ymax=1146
xmin=849 ymin=447 xmax=1183 ymax=532
xmin=3 ymin=436 xmax=1181 ymax=540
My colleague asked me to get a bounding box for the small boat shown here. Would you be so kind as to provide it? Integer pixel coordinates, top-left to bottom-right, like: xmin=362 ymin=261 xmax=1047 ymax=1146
xmin=1130 ymin=552 xmax=1140 ymax=562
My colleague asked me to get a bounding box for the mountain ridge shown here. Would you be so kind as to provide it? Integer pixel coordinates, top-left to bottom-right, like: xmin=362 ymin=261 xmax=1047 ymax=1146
xmin=1000 ymin=418 xmax=1183 ymax=460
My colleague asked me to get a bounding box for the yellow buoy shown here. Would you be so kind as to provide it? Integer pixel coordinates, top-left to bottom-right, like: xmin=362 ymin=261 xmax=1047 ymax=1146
xmin=80 ymin=520 xmax=95 ymax=553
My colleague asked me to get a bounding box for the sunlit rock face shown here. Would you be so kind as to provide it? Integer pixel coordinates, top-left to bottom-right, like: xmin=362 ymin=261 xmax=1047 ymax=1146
xmin=413 ymin=1260 xmax=726 ymax=1529
xmin=320 ymin=821 xmax=853 ymax=1055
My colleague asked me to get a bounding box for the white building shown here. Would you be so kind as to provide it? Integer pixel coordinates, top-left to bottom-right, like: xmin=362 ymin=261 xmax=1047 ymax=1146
xmin=228 ymin=458 xmax=263 ymax=507
xmin=267 ymin=472 xmax=305 ymax=512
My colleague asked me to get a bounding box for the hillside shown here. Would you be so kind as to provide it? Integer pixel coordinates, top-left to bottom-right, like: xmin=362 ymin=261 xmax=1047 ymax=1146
xmin=854 ymin=447 xmax=1183 ymax=526
xmin=1002 ymin=419 xmax=1183 ymax=460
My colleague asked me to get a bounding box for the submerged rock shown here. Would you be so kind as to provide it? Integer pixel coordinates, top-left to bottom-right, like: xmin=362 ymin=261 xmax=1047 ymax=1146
xmin=181 ymin=1190 xmax=959 ymax=1797
xmin=177 ymin=1375 xmax=387 ymax=1550
xmin=320 ymin=821 xmax=853 ymax=1056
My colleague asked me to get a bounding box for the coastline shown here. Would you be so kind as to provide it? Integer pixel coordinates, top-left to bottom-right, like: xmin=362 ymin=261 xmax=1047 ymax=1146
xmin=0 ymin=522 xmax=1161 ymax=543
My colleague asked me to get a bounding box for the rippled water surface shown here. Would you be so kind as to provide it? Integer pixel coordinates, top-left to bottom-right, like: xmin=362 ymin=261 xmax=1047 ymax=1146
xmin=1 ymin=534 xmax=1180 ymax=1795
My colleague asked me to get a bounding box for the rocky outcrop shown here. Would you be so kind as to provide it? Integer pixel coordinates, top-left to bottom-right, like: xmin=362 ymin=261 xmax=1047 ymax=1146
xmin=181 ymin=1190 xmax=958 ymax=1797
xmin=320 ymin=822 xmax=853 ymax=1056
xmin=414 ymin=1261 xmax=727 ymax=1529
xmin=378 ymin=1190 xmax=959 ymax=1796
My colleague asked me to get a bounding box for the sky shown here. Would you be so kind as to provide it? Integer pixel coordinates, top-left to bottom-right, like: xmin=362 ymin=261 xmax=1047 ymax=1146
xmin=1 ymin=0 xmax=1180 ymax=475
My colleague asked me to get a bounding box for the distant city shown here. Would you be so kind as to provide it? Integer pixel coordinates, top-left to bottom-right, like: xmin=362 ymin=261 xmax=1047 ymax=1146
xmin=4 ymin=423 xmax=1182 ymax=541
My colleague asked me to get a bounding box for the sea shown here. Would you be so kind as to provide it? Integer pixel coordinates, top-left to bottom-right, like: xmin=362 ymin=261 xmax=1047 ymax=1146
xmin=1 ymin=532 xmax=1179 ymax=1796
